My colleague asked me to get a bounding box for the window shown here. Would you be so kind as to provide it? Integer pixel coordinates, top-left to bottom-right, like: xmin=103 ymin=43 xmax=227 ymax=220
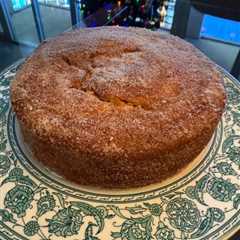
xmin=11 ymin=0 xmax=70 ymax=11
xmin=201 ymin=15 xmax=240 ymax=45
xmin=12 ymin=0 xmax=31 ymax=11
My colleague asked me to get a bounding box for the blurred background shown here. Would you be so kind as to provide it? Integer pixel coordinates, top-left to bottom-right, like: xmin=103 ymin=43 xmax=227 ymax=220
xmin=0 ymin=0 xmax=240 ymax=82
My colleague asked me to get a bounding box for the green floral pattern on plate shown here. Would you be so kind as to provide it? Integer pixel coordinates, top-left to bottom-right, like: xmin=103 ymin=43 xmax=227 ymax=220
xmin=0 ymin=61 xmax=240 ymax=240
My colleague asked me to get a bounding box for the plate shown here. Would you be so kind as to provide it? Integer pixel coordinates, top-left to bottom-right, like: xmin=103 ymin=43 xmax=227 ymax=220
xmin=0 ymin=60 xmax=240 ymax=240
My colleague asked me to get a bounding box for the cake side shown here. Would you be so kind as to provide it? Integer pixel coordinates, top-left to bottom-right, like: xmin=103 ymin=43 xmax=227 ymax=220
xmin=10 ymin=27 xmax=226 ymax=188
xmin=19 ymin=120 xmax=214 ymax=188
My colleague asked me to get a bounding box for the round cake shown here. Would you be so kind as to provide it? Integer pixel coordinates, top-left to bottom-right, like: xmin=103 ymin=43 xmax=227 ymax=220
xmin=11 ymin=27 xmax=226 ymax=188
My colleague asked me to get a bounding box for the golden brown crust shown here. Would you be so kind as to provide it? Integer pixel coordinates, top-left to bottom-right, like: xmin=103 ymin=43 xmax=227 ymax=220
xmin=11 ymin=27 xmax=226 ymax=188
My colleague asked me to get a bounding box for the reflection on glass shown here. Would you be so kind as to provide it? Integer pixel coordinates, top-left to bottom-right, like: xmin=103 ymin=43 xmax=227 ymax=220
xmin=10 ymin=0 xmax=72 ymax=44
xmin=38 ymin=0 xmax=71 ymax=39
xmin=39 ymin=0 xmax=69 ymax=8
xmin=161 ymin=0 xmax=176 ymax=29
xmin=81 ymin=3 xmax=122 ymax=28
xmin=0 ymin=21 xmax=3 ymax=33
xmin=9 ymin=0 xmax=39 ymax=46
xmin=11 ymin=0 xmax=69 ymax=11
xmin=11 ymin=0 xmax=31 ymax=11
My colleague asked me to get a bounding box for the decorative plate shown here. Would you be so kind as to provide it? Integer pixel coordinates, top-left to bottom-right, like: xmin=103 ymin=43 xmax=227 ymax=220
xmin=0 ymin=60 xmax=240 ymax=240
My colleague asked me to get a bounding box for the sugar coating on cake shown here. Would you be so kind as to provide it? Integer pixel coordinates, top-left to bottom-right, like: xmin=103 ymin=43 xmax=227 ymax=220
xmin=11 ymin=27 xmax=226 ymax=188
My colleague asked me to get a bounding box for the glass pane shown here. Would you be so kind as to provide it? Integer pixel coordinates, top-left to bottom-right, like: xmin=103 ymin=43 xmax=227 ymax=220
xmin=38 ymin=0 xmax=69 ymax=8
xmin=78 ymin=1 xmax=176 ymax=31
xmin=201 ymin=15 xmax=240 ymax=45
xmin=11 ymin=0 xmax=31 ymax=11
xmin=38 ymin=0 xmax=72 ymax=39
xmin=9 ymin=0 xmax=39 ymax=46
xmin=81 ymin=3 xmax=125 ymax=28
xmin=161 ymin=0 xmax=176 ymax=29
xmin=0 ymin=21 xmax=3 ymax=33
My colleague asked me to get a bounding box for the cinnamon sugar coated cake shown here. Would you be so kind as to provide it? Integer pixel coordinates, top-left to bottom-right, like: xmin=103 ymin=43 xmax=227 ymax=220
xmin=11 ymin=27 xmax=226 ymax=188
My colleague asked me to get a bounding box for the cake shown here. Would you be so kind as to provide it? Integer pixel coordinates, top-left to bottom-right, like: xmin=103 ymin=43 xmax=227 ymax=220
xmin=10 ymin=27 xmax=226 ymax=188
